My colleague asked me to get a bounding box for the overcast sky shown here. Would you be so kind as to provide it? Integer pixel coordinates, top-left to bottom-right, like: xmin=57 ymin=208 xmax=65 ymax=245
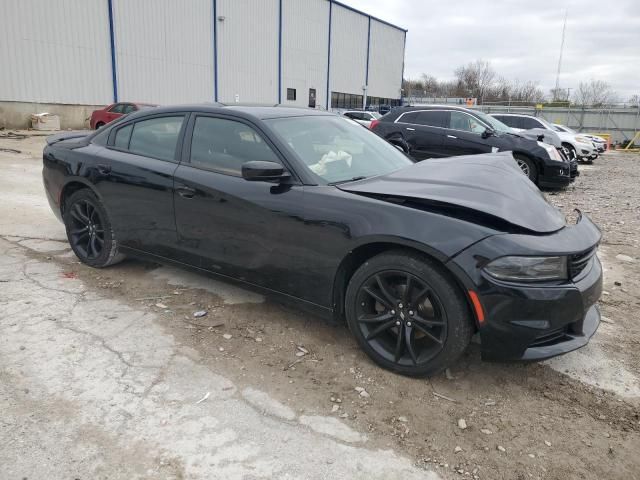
xmin=344 ymin=0 xmax=639 ymax=100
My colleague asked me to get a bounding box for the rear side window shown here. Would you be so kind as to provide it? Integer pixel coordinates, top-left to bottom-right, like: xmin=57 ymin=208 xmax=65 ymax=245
xmin=521 ymin=116 xmax=545 ymax=129
xmin=127 ymin=116 xmax=184 ymax=161
xmin=109 ymin=103 xmax=125 ymax=113
xmin=494 ymin=116 xmax=521 ymax=129
xmin=114 ymin=124 xmax=133 ymax=149
xmin=189 ymin=116 xmax=280 ymax=175
xmin=415 ymin=111 xmax=447 ymax=128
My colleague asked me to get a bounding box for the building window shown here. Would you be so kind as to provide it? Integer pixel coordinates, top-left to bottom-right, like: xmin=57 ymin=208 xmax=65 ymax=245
xmin=287 ymin=88 xmax=296 ymax=101
xmin=330 ymin=91 xmax=363 ymax=109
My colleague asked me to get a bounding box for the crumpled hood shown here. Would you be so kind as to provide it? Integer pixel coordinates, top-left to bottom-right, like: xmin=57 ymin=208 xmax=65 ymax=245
xmin=338 ymin=152 xmax=566 ymax=233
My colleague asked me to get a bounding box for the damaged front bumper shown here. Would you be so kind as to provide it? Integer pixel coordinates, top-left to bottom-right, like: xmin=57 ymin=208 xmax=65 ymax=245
xmin=447 ymin=213 xmax=603 ymax=362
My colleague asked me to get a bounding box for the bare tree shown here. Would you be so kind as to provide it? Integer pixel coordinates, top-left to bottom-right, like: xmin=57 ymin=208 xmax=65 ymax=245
xmin=572 ymin=79 xmax=617 ymax=106
xmin=454 ymin=60 xmax=496 ymax=102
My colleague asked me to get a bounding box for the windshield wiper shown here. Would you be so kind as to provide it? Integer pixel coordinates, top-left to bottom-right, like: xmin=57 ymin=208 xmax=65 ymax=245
xmin=328 ymin=176 xmax=368 ymax=186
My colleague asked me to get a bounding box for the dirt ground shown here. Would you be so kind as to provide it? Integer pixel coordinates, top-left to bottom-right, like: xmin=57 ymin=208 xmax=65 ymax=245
xmin=1 ymin=131 xmax=639 ymax=480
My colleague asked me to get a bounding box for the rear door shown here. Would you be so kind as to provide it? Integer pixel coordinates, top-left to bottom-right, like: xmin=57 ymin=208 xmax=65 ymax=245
xmin=394 ymin=110 xmax=448 ymax=160
xmin=441 ymin=111 xmax=494 ymax=156
xmin=106 ymin=103 xmax=126 ymax=123
xmin=94 ymin=114 xmax=186 ymax=256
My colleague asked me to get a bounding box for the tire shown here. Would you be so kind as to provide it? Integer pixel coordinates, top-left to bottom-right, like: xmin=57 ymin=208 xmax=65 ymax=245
xmin=95 ymin=122 xmax=105 ymax=129
xmin=563 ymin=143 xmax=576 ymax=161
xmin=345 ymin=250 xmax=474 ymax=377
xmin=63 ymin=189 xmax=125 ymax=268
xmin=513 ymin=153 xmax=538 ymax=183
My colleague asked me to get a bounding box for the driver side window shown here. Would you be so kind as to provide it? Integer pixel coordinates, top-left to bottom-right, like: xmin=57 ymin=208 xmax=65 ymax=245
xmin=189 ymin=117 xmax=280 ymax=176
xmin=449 ymin=112 xmax=486 ymax=134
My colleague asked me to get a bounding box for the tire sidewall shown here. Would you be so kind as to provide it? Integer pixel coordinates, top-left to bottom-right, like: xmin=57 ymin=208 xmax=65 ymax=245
xmin=345 ymin=251 xmax=473 ymax=377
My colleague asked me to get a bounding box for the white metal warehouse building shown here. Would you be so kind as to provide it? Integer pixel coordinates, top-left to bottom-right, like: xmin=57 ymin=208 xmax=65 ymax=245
xmin=0 ymin=0 xmax=406 ymax=125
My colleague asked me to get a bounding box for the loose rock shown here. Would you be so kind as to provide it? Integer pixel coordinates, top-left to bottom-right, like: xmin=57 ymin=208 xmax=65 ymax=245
xmin=458 ymin=419 xmax=467 ymax=430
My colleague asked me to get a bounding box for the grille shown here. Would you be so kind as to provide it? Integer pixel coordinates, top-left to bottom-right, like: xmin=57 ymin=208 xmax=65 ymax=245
xmin=569 ymin=246 xmax=597 ymax=279
xmin=529 ymin=326 xmax=568 ymax=348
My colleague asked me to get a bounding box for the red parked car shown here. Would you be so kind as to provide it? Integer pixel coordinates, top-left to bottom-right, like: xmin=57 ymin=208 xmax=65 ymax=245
xmin=90 ymin=102 xmax=157 ymax=129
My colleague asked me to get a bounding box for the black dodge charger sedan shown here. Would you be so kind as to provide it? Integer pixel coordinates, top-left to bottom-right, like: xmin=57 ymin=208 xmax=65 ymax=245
xmin=370 ymin=105 xmax=577 ymax=187
xmin=42 ymin=105 xmax=602 ymax=376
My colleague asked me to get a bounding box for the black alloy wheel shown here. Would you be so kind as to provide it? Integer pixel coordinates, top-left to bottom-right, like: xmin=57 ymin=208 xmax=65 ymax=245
xmin=345 ymin=251 xmax=473 ymax=377
xmin=63 ymin=189 xmax=124 ymax=268
xmin=68 ymin=199 xmax=105 ymax=260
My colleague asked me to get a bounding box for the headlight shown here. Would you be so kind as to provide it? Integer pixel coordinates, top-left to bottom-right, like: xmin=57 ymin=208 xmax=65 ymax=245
xmin=484 ymin=256 xmax=568 ymax=282
xmin=536 ymin=141 xmax=563 ymax=161
xmin=575 ymin=136 xmax=591 ymax=143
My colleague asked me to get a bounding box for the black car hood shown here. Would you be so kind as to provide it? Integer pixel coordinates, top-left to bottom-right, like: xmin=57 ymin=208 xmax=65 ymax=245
xmin=338 ymin=152 xmax=566 ymax=233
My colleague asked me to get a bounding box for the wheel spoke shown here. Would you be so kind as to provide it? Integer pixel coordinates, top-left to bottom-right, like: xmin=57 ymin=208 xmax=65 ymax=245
xmin=403 ymin=274 xmax=412 ymax=303
xmin=365 ymin=319 xmax=397 ymax=341
xmin=394 ymin=323 xmax=404 ymax=362
xmin=357 ymin=311 xmax=394 ymax=323
xmin=375 ymin=274 xmax=399 ymax=306
xmin=412 ymin=321 xmax=443 ymax=345
xmin=413 ymin=312 xmax=444 ymax=327
xmin=412 ymin=285 xmax=431 ymax=304
xmin=362 ymin=286 xmax=393 ymax=310
xmin=71 ymin=204 xmax=89 ymax=224
xmin=405 ymin=326 xmax=418 ymax=365
xmin=70 ymin=226 xmax=89 ymax=235
xmin=90 ymin=235 xmax=99 ymax=257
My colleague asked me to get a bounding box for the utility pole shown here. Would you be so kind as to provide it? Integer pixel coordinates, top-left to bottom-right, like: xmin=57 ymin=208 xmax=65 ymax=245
xmin=554 ymin=10 xmax=568 ymax=101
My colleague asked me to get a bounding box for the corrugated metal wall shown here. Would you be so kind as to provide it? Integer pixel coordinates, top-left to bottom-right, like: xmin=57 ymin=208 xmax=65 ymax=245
xmin=281 ymin=0 xmax=329 ymax=108
xmin=0 ymin=0 xmax=405 ymax=107
xmin=113 ymin=0 xmax=214 ymax=104
xmin=368 ymin=20 xmax=405 ymax=100
xmin=0 ymin=0 xmax=113 ymax=104
xmin=329 ymin=4 xmax=368 ymax=99
xmin=217 ymin=0 xmax=279 ymax=104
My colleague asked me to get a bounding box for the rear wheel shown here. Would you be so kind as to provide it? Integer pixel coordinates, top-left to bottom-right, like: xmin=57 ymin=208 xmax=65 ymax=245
xmin=513 ymin=153 xmax=538 ymax=182
xmin=63 ymin=189 xmax=124 ymax=268
xmin=345 ymin=250 xmax=474 ymax=377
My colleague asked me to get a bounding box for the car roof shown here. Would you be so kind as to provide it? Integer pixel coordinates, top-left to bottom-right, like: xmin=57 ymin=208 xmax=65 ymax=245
xmin=395 ymin=104 xmax=478 ymax=113
xmin=130 ymin=103 xmax=334 ymax=120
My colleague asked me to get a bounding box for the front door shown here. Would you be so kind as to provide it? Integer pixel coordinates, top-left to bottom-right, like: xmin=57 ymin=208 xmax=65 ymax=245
xmin=172 ymin=114 xmax=306 ymax=294
xmin=441 ymin=111 xmax=493 ymax=156
xmin=308 ymin=88 xmax=316 ymax=108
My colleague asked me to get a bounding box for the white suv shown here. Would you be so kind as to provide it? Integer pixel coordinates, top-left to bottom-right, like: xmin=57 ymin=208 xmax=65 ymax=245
xmin=491 ymin=113 xmax=598 ymax=163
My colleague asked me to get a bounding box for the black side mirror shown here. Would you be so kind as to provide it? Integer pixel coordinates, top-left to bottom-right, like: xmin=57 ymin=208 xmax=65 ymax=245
xmin=241 ymin=161 xmax=289 ymax=182
xmin=482 ymin=128 xmax=495 ymax=139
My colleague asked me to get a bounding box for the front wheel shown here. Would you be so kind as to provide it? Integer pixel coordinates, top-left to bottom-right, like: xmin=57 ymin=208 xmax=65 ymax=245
xmin=513 ymin=153 xmax=538 ymax=183
xmin=345 ymin=250 xmax=474 ymax=377
xmin=63 ymin=189 xmax=125 ymax=268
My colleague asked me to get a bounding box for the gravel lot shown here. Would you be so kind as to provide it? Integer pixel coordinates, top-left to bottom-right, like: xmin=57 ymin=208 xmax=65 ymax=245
xmin=0 ymin=132 xmax=638 ymax=479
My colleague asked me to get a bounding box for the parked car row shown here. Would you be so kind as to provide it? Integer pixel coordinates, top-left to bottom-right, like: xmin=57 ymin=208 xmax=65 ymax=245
xmin=45 ymin=103 xmax=603 ymax=378
xmin=368 ymin=105 xmax=577 ymax=187
xmin=490 ymin=113 xmax=603 ymax=163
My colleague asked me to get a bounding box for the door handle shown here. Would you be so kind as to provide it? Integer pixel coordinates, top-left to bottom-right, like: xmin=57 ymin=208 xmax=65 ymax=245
xmin=447 ymin=135 xmax=457 ymax=139
xmin=176 ymin=186 xmax=196 ymax=199
xmin=406 ymin=127 xmax=415 ymax=131
xmin=97 ymin=164 xmax=112 ymax=175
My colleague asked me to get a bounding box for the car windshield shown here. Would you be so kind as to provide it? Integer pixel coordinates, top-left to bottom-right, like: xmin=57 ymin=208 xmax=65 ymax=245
xmin=472 ymin=110 xmax=512 ymax=133
xmin=266 ymin=115 xmax=413 ymax=184
xmin=554 ymin=124 xmax=575 ymax=134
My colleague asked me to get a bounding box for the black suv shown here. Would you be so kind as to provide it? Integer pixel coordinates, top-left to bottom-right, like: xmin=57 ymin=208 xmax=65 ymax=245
xmin=371 ymin=105 xmax=575 ymax=187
